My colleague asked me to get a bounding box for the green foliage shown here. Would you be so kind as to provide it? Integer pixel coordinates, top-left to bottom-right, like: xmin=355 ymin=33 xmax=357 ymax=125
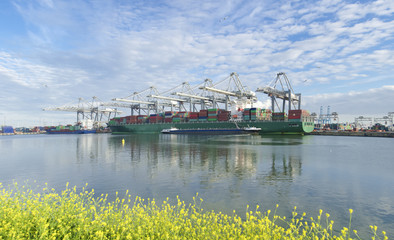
xmin=0 ymin=182 xmax=388 ymax=239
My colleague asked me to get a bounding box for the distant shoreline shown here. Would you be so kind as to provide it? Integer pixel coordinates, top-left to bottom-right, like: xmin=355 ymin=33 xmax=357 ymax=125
xmin=0 ymin=132 xmax=45 ymax=136
xmin=2 ymin=131 xmax=394 ymax=138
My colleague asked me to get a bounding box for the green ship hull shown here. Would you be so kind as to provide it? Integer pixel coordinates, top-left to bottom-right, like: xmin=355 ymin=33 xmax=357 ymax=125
xmin=108 ymin=120 xmax=314 ymax=135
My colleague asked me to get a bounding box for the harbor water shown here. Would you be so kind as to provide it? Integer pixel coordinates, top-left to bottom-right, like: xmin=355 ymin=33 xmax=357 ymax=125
xmin=0 ymin=133 xmax=393 ymax=238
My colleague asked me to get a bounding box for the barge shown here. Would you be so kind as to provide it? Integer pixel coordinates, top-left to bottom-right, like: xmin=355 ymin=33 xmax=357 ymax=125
xmin=161 ymin=126 xmax=262 ymax=135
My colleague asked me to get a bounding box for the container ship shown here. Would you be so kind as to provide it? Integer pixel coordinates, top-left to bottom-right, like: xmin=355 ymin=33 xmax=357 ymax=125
xmin=106 ymin=72 xmax=314 ymax=135
xmin=108 ymin=108 xmax=314 ymax=134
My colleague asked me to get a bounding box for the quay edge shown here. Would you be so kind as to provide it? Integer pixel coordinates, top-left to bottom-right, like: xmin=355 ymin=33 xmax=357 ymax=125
xmin=306 ymin=131 xmax=394 ymax=138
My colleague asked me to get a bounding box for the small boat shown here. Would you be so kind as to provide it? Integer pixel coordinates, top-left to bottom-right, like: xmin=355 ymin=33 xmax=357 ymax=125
xmin=161 ymin=126 xmax=261 ymax=135
xmin=161 ymin=127 xmax=179 ymax=134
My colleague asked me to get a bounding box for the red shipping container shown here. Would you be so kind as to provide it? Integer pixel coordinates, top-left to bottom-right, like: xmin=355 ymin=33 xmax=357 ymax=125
xmin=126 ymin=119 xmax=138 ymax=124
xmin=199 ymin=110 xmax=208 ymax=117
xmin=288 ymin=109 xmax=309 ymax=119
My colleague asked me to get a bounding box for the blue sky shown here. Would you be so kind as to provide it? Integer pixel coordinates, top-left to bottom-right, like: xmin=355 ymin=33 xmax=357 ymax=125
xmin=0 ymin=0 xmax=393 ymax=126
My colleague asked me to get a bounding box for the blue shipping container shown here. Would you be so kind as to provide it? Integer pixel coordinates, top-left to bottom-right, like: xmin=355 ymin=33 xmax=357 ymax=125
xmin=2 ymin=126 xmax=14 ymax=133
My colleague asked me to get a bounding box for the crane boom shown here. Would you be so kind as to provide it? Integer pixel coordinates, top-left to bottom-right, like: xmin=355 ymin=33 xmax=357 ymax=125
xmin=148 ymin=95 xmax=187 ymax=102
xmin=199 ymin=87 xmax=256 ymax=99
xmin=100 ymin=102 xmax=140 ymax=109
xmin=199 ymin=86 xmax=238 ymax=97
xmin=256 ymin=86 xmax=299 ymax=101
xmin=43 ymin=106 xmax=92 ymax=113
xmin=112 ymin=98 xmax=154 ymax=105
xmin=172 ymin=92 xmax=210 ymax=101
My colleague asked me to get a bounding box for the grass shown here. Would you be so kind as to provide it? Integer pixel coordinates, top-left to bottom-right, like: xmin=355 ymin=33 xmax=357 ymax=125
xmin=0 ymin=182 xmax=388 ymax=239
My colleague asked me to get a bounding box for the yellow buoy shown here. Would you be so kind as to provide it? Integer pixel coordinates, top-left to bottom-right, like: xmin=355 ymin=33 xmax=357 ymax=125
xmin=122 ymin=138 xmax=125 ymax=146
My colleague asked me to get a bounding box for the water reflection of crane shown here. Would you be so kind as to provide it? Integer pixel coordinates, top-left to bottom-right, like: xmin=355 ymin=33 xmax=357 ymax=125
xmin=268 ymin=153 xmax=302 ymax=181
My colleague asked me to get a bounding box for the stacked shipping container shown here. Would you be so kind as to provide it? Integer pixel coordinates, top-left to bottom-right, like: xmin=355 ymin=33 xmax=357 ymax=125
xmin=218 ymin=110 xmax=230 ymax=121
xmin=288 ymin=110 xmax=310 ymax=122
xmin=243 ymin=108 xmax=251 ymax=121
xmin=126 ymin=116 xmax=138 ymax=124
xmin=149 ymin=114 xmax=164 ymax=123
xmin=188 ymin=112 xmax=199 ymax=122
xmin=207 ymin=109 xmax=219 ymax=121
xmin=260 ymin=109 xmax=272 ymax=120
xmin=243 ymin=108 xmax=272 ymax=121
xmin=137 ymin=115 xmax=147 ymax=123
xmin=272 ymin=112 xmax=287 ymax=121
xmin=172 ymin=112 xmax=188 ymax=122
xmin=250 ymin=108 xmax=258 ymax=121
xmin=199 ymin=110 xmax=208 ymax=121
xmin=109 ymin=107 xmax=306 ymax=124
xmin=165 ymin=111 xmax=174 ymax=123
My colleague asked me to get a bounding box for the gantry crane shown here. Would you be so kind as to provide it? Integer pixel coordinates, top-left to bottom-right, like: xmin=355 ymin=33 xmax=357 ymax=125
xmin=198 ymin=72 xmax=257 ymax=110
xmin=317 ymin=106 xmax=339 ymax=124
xmin=43 ymin=97 xmax=122 ymax=128
xmin=355 ymin=112 xmax=394 ymax=130
xmin=110 ymin=72 xmax=256 ymax=115
xmin=172 ymin=82 xmax=212 ymax=111
xmin=113 ymin=86 xmax=189 ymax=114
xmin=112 ymin=87 xmax=160 ymax=115
xmin=355 ymin=116 xmax=373 ymax=129
xmin=147 ymin=83 xmax=190 ymax=112
xmin=374 ymin=113 xmax=393 ymax=130
xmin=256 ymin=72 xmax=301 ymax=113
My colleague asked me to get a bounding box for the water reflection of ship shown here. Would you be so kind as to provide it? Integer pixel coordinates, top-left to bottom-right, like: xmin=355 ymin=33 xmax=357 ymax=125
xmin=76 ymin=134 xmax=110 ymax=164
xmin=104 ymin=135 xmax=303 ymax=185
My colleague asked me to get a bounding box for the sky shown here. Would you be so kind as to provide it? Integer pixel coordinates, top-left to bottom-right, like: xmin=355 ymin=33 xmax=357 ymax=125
xmin=0 ymin=0 xmax=393 ymax=127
